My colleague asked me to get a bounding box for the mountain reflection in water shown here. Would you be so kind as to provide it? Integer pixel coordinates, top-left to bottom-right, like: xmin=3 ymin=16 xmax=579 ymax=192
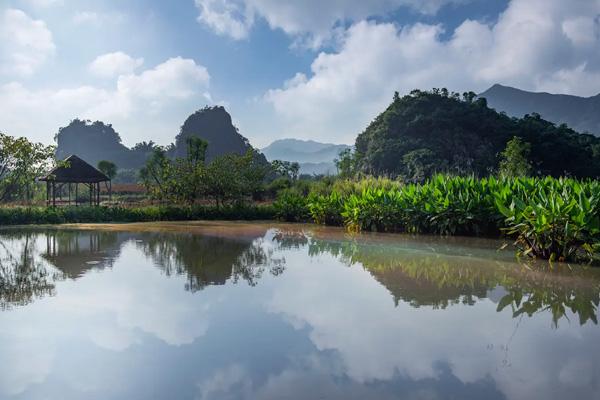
xmin=0 ymin=222 xmax=599 ymax=400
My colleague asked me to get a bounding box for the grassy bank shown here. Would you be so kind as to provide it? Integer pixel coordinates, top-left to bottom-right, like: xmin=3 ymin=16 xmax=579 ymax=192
xmin=0 ymin=204 xmax=276 ymax=225
xmin=274 ymin=175 xmax=600 ymax=263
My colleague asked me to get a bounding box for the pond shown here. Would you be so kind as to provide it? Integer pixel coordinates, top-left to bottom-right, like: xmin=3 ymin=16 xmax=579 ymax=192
xmin=1 ymin=222 xmax=599 ymax=400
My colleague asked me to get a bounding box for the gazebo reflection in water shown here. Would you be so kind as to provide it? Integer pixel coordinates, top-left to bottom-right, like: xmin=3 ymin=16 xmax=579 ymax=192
xmin=39 ymin=155 xmax=111 ymax=206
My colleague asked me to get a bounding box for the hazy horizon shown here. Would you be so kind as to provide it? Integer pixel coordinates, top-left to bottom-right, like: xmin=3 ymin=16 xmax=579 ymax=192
xmin=1 ymin=0 xmax=600 ymax=148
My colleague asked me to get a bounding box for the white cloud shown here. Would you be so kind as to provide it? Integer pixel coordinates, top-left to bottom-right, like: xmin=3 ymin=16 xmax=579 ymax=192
xmin=195 ymin=0 xmax=468 ymax=47
xmin=0 ymin=8 xmax=56 ymax=77
xmin=264 ymin=246 xmax=600 ymax=400
xmin=264 ymin=0 xmax=600 ymax=143
xmin=0 ymin=57 xmax=211 ymax=144
xmin=195 ymin=0 xmax=255 ymax=40
xmin=89 ymin=51 xmax=144 ymax=78
xmin=117 ymin=57 xmax=209 ymax=101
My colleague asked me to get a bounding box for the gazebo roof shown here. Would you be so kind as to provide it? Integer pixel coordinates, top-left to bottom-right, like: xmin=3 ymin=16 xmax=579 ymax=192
xmin=40 ymin=155 xmax=110 ymax=183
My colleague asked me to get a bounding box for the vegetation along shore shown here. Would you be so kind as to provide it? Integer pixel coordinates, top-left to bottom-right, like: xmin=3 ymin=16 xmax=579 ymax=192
xmin=1 ymin=89 xmax=600 ymax=265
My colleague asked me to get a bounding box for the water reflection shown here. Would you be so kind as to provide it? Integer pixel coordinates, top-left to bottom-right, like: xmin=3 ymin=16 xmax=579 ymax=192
xmin=0 ymin=232 xmax=57 ymax=310
xmin=276 ymin=228 xmax=600 ymax=327
xmin=0 ymin=223 xmax=599 ymax=400
xmin=137 ymin=232 xmax=285 ymax=291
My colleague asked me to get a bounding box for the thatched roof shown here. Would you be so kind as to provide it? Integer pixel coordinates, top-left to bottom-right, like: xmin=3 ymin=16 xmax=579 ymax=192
xmin=40 ymin=155 xmax=110 ymax=183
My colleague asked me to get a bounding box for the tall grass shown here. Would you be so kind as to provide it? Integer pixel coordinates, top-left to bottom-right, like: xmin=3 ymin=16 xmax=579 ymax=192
xmin=276 ymin=175 xmax=600 ymax=263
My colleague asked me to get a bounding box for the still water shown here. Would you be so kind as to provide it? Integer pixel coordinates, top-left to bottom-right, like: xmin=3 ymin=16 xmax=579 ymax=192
xmin=1 ymin=222 xmax=599 ymax=400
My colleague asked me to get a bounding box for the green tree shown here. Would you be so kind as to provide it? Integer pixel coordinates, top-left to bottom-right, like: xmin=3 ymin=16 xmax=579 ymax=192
xmin=498 ymin=136 xmax=532 ymax=177
xmin=272 ymin=160 xmax=300 ymax=181
xmin=139 ymin=147 xmax=174 ymax=201
xmin=0 ymin=133 xmax=56 ymax=203
xmin=174 ymin=137 xmax=208 ymax=204
xmin=203 ymin=150 xmax=267 ymax=207
xmin=334 ymin=148 xmax=357 ymax=178
xmin=97 ymin=160 xmax=118 ymax=180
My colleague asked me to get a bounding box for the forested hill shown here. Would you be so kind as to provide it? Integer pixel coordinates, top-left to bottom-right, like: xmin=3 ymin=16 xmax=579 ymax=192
xmin=172 ymin=106 xmax=266 ymax=163
xmin=55 ymin=106 xmax=265 ymax=169
xmin=55 ymin=120 xmax=147 ymax=169
xmin=480 ymin=84 xmax=600 ymax=136
xmin=354 ymin=89 xmax=600 ymax=179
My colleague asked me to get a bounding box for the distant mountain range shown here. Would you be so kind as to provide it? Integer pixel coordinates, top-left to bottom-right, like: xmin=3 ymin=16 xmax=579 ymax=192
xmin=261 ymin=139 xmax=351 ymax=175
xmin=480 ymin=84 xmax=600 ymax=135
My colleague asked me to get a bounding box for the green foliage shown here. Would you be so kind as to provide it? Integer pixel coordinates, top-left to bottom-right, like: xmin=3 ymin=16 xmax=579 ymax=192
xmin=498 ymin=136 xmax=532 ymax=177
xmin=334 ymin=148 xmax=358 ymax=178
xmin=97 ymin=160 xmax=118 ymax=180
xmin=140 ymin=138 xmax=266 ymax=206
xmin=139 ymin=147 xmax=174 ymax=201
xmin=402 ymin=149 xmax=437 ymax=183
xmin=0 ymin=133 xmax=56 ymax=203
xmin=273 ymin=190 xmax=310 ymax=222
xmin=203 ymin=150 xmax=267 ymax=207
xmin=494 ymin=177 xmax=600 ymax=262
xmin=0 ymin=204 xmax=275 ymax=225
xmin=354 ymin=89 xmax=600 ymax=179
xmin=275 ymin=175 xmax=600 ymax=264
xmin=271 ymin=160 xmax=300 ymax=181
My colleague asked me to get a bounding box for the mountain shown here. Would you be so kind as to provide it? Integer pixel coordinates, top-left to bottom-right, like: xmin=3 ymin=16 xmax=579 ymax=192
xmin=480 ymin=84 xmax=600 ymax=135
xmin=172 ymin=106 xmax=266 ymax=164
xmin=55 ymin=120 xmax=147 ymax=169
xmin=55 ymin=106 xmax=266 ymax=172
xmin=262 ymin=139 xmax=350 ymax=163
xmin=354 ymin=89 xmax=600 ymax=179
xmin=261 ymin=139 xmax=350 ymax=175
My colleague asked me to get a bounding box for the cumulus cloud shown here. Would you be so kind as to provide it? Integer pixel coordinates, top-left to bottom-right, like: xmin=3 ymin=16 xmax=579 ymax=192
xmin=0 ymin=8 xmax=56 ymax=77
xmin=195 ymin=0 xmax=468 ymax=46
xmin=264 ymin=0 xmax=600 ymax=143
xmin=0 ymin=57 xmax=211 ymax=144
xmin=89 ymin=51 xmax=144 ymax=78
xmin=195 ymin=0 xmax=255 ymax=40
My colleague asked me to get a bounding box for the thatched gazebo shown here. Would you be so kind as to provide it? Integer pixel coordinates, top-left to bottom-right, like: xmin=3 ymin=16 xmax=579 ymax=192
xmin=40 ymin=155 xmax=111 ymax=206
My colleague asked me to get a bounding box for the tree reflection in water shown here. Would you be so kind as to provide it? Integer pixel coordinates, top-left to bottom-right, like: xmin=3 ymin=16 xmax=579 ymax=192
xmin=1 ymin=229 xmax=125 ymax=309
xmin=272 ymin=228 xmax=600 ymax=327
xmin=0 ymin=231 xmax=57 ymax=310
xmin=2 ymin=225 xmax=599 ymax=328
xmin=136 ymin=232 xmax=285 ymax=291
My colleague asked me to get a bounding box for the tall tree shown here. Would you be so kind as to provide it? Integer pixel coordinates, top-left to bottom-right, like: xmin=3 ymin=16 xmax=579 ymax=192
xmin=498 ymin=136 xmax=532 ymax=177
xmin=97 ymin=160 xmax=118 ymax=180
xmin=0 ymin=133 xmax=56 ymax=203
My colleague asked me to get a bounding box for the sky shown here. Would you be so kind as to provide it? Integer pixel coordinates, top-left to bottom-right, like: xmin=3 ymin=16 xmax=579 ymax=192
xmin=1 ymin=0 xmax=599 ymax=148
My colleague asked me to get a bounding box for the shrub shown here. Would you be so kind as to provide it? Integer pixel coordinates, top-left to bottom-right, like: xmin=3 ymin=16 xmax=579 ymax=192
xmin=273 ymin=190 xmax=310 ymax=222
xmin=0 ymin=204 xmax=276 ymax=226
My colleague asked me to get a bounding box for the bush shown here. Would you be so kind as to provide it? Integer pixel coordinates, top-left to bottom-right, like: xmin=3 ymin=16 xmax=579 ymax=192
xmin=0 ymin=204 xmax=276 ymax=226
xmin=273 ymin=190 xmax=310 ymax=222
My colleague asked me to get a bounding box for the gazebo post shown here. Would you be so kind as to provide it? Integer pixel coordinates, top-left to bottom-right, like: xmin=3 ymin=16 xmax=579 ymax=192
xmin=75 ymin=183 xmax=78 ymax=206
xmin=52 ymin=182 xmax=56 ymax=207
xmin=96 ymin=182 xmax=100 ymax=206
xmin=46 ymin=181 xmax=49 ymax=206
xmin=89 ymin=183 xmax=93 ymax=206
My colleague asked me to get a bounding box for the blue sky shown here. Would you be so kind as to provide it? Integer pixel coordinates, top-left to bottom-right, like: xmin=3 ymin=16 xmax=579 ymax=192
xmin=1 ymin=0 xmax=599 ymax=148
